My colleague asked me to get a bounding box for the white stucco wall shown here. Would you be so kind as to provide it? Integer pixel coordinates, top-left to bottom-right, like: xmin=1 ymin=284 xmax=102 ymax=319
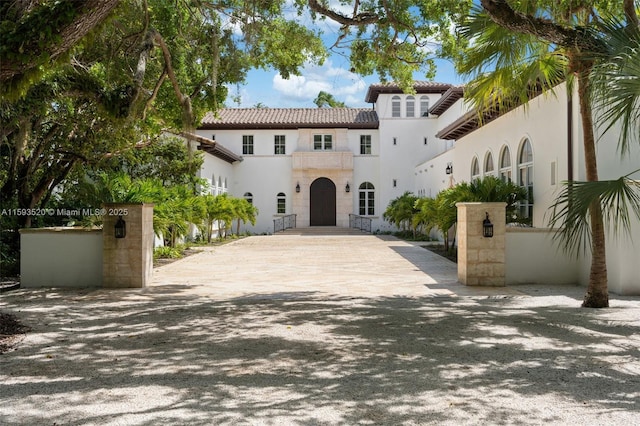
xmin=20 ymin=228 xmax=103 ymax=288
xmin=453 ymin=87 xmax=570 ymax=228
xmin=505 ymin=228 xmax=580 ymax=285
xmin=414 ymin=150 xmax=456 ymax=199
xmin=376 ymin=92 xmax=446 ymax=231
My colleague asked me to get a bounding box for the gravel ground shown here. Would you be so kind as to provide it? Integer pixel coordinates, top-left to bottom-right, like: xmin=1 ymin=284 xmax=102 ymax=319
xmin=1 ymin=287 xmax=639 ymax=425
xmin=1 ymin=235 xmax=639 ymax=425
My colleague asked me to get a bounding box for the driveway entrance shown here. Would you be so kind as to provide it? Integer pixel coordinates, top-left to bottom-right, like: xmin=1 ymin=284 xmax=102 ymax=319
xmin=309 ymin=177 xmax=336 ymax=226
xmin=151 ymin=233 xmax=517 ymax=298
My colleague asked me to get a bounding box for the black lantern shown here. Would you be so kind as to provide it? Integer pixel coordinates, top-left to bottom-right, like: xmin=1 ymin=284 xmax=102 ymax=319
xmin=445 ymin=162 xmax=453 ymax=175
xmin=345 ymin=182 xmax=350 ymax=193
xmin=114 ymin=216 xmax=126 ymax=239
xmin=295 ymin=182 xmax=300 ymax=193
xmin=482 ymin=212 xmax=493 ymax=238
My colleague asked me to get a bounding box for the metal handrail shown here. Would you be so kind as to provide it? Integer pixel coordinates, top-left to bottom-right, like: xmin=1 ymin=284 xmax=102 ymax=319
xmin=349 ymin=214 xmax=372 ymax=233
xmin=274 ymin=214 xmax=297 ymax=233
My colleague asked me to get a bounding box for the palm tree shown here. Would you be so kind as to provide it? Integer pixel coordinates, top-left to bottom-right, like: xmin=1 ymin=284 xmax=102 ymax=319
xmin=415 ymin=177 xmax=526 ymax=253
xmin=200 ymin=193 xmax=235 ymax=242
xmin=383 ymin=192 xmax=419 ymax=235
xmin=313 ymin=91 xmax=346 ymax=108
xmin=548 ymin=16 xmax=640 ymax=265
xmin=231 ymin=197 xmax=258 ymax=235
xmin=466 ymin=176 xmax=527 ymax=223
xmin=457 ymin=2 xmax=639 ymax=307
xmin=412 ymin=197 xmax=437 ymax=238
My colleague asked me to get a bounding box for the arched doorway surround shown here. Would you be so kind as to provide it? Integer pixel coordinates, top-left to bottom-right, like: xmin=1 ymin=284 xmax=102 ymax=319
xmin=310 ymin=177 xmax=336 ymax=226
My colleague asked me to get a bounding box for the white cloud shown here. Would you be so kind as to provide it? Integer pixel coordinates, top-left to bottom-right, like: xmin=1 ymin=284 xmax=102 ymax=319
xmin=272 ymin=60 xmax=367 ymax=106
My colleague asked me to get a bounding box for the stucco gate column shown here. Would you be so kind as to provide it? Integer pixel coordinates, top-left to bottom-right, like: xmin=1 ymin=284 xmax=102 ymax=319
xmin=456 ymin=202 xmax=506 ymax=286
xmin=102 ymin=203 xmax=154 ymax=288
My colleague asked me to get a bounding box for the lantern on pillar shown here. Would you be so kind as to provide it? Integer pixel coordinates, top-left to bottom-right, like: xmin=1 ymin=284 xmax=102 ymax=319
xmin=482 ymin=212 xmax=493 ymax=238
xmin=114 ymin=216 xmax=127 ymax=239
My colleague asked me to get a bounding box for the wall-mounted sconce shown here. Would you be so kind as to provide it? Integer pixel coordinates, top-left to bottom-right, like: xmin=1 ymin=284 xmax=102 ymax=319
xmin=115 ymin=216 xmax=126 ymax=239
xmin=445 ymin=162 xmax=453 ymax=175
xmin=483 ymin=212 xmax=493 ymax=238
xmin=345 ymin=182 xmax=350 ymax=193
xmin=295 ymin=182 xmax=300 ymax=193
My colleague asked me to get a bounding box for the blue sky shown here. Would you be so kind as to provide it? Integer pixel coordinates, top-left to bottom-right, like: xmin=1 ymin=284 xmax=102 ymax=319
xmin=229 ymin=57 xmax=465 ymax=109
xmin=224 ymin=3 xmax=467 ymax=109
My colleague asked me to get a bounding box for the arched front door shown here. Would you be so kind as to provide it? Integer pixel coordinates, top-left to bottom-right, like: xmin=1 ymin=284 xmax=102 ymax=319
xmin=310 ymin=177 xmax=336 ymax=226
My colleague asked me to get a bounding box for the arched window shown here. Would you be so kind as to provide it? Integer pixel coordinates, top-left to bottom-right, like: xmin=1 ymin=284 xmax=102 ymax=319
xmin=277 ymin=192 xmax=286 ymax=214
xmin=406 ymin=96 xmax=415 ymax=118
xmin=244 ymin=192 xmax=253 ymax=204
xmin=211 ymin=173 xmax=216 ymax=195
xmin=392 ymin=95 xmax=401 ymax=117
xmin=518 ymin=139 xmax=534 ymax=221
xmin=471 ymin=156 xmax=480 ymax=180
xmin=223 ymin=178 xmax=228 ymax=194
xmin=484 ymin=151 xmax=495 ymax=176
xmin=420 ymin=96 xmax=430 ymax=117
xmin=499 ymin=146 xmax=512 ymax=182
xmin=359 ymin=182 xmax=375 ymax=216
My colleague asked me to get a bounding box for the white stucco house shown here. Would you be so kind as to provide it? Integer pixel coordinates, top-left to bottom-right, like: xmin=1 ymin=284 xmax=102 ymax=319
xmin=192 ymin=81 xmax=640 ymax=294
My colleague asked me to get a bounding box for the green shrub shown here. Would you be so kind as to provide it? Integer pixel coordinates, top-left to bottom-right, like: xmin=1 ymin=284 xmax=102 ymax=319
xmin=154 ymin=246 xmax=184 ymax=260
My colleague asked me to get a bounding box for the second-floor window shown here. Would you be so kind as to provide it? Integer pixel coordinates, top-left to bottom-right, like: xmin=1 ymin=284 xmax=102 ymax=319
xmin=420 ymin=96 xmax=430 ymax=117
xmin=314 ymin=134 xmax=333 ymax=150
xmin=360 ymin=135 xmax=372 ymax=154
xmin=406 ymin=96 xmax=415 ymax=117
xmin=242 ymin=135 xmax=254 ymax=155
xmin=392 ymin=95 xmax=401 ymax=117
xmin=274 ymin=135 xmax=286 ymax=155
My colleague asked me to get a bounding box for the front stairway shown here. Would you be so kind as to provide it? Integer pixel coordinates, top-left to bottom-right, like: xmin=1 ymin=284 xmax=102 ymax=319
xmin=277 ymin=226 xmax=370 ymax=236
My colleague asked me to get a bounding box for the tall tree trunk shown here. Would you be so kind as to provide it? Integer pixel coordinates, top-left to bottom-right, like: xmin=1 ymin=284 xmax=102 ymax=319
xmin=576 ymin=65 xmax=609 ymax=308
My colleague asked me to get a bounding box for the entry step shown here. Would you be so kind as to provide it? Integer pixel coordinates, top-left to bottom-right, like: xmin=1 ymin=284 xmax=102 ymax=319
xmin=276 ymin=227 xmax=370 ymax=236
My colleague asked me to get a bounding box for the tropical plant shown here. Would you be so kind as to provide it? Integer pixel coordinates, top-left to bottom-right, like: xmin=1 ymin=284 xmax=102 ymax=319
xmin=313 ymin=91 xmax=346 ymax=108
xmin=549 ymin=172 xmax=640 ymax=256
xmin=383 ymin=192 xmax=419 ymax=236
xmin=412 ymin=197 xmax=438 ymax=237
xmin=410 ymin=177 xmax=528 ymax=252
xmin=200 ymin=194 xmax=233 ymax=243
xmin=231 ymin=197 xmax=258 ymax=235
xmin=153 ymin=185 xmax=204 ymax=247
xmin=465 ymin=176 xmax=528 ymax=223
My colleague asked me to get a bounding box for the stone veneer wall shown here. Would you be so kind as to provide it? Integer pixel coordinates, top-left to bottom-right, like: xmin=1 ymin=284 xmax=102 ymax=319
xmin=102 ymin=203 xmax=154 ymax=288
xmin=457 ymin=202 xmax=506 ymax=286
xmin=292 ymin=151 xmax=354 ymax=228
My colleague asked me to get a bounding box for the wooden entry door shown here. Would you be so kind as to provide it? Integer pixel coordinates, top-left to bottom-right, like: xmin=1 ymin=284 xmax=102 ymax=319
xmin=310 ymin=177 xmax=336 ymax=226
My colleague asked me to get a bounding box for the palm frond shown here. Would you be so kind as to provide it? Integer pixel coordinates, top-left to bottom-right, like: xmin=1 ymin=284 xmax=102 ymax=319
xmin=548 ymin=172 xmax=640 ymax=257
xmin=457 ymin=7 xmax=568 ymax=116
xmin=590 ymin=18 xmax=640 ymax=153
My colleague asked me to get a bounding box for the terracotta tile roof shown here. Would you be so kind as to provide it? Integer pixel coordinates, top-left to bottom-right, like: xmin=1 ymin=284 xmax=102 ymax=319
xmin=364 ymin=81 xmax=453 ymax=103
xmin=429 ymin=86 xmax=465 ymax=116
xmin=200 ymin=108 xmax=379 ymax=129
xmin=178 ymin=132 xmax=242 ymax=164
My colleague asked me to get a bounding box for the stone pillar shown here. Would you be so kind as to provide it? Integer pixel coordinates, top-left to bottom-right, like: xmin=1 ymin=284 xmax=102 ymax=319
xmin=456 ymin=202 xmax=506 ymax=286
xmin=102 ymin=203 xmax=154 ymax=288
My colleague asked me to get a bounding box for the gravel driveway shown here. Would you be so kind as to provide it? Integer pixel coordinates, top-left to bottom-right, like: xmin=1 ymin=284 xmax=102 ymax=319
xmin=1 ymin=234 xmax=639 ymax=425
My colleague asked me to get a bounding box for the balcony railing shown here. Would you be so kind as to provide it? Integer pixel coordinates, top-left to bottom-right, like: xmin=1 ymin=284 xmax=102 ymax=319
xmin=273 ymin=214 xmax=297 ymax=233
xmin=349 ymin=214 xmax=372 ymax=233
